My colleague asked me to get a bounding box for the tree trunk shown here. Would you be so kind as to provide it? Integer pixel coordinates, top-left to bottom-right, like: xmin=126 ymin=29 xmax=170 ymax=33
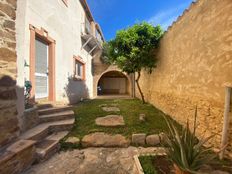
xmin=136 ymin=71 xmax=145 ymax=104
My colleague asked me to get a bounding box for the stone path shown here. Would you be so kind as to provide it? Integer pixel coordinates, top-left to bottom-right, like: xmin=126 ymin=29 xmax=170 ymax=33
xmin=82 ymin=132 xmax=130 ymax=147
xmin=23 ymin=147 xmax=165 ymax=174
xmin=95 ymin=115 xmax=125 ymax=127
xmin=102 ymin=106 xmax=120 ymax=112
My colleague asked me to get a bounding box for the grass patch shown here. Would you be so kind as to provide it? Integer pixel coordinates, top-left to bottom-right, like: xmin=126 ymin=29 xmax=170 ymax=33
xmin=59 ymin=138 xmax=81 ymax=151
xmin=139 ymin=156 xmax=157 ymax=174
xmin=66 ymin=98 xmax=181 ymax=140
xmin=139 ymin=155 xmax=173 ymax=174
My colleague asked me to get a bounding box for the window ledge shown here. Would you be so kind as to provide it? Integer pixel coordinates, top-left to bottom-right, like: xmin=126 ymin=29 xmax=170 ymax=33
xmin=73 ymin=75 xmax=84 ymax=81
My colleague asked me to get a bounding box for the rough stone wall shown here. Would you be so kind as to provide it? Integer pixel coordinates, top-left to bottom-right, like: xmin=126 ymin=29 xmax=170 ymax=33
xmin=136 ymin=0 xmax=232 ymax=157
xmin=0 ymin=0 xmax=19 ymax=148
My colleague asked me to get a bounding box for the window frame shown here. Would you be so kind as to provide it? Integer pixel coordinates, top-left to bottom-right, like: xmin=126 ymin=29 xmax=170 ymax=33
xmin=73 ymin=55 xmax=86 ymax=81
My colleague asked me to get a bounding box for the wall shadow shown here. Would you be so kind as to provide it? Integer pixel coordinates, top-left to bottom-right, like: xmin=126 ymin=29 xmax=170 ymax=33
xmin=0 ymin=75 xmax=19 ymax=149
xmin=64 ymin=76 xmax=89 ymax=104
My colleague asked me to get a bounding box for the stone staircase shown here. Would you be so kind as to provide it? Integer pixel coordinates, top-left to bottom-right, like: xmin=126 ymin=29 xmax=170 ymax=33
xmin=20 ymin=104 xmax=75 ymax=162
xmin=0 ymin=104 xmax=75 ymax=174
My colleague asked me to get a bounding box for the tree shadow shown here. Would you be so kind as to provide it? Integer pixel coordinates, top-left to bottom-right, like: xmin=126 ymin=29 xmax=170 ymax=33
xmin=64 ymin=76 xmax=89 ymax=104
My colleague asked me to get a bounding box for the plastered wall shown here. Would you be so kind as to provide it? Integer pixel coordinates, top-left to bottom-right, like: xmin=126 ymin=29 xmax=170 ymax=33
xmin=16 ymin=0 xmax=96 ymax=130
xmin=136 ymin=0 xmax=232 ymax=157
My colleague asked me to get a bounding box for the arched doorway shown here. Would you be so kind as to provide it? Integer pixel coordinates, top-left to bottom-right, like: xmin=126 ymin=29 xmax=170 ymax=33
xmin=97 ymin=71 xmax=131 ymax=96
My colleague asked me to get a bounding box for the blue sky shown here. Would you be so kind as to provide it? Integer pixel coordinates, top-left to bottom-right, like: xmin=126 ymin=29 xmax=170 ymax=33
xmin=87 ymin=0 xmax=194 ymax=41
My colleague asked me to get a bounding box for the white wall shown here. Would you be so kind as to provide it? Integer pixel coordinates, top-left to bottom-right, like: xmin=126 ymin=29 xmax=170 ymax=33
xmin=16 ymin=0 xmax=95 ymax=125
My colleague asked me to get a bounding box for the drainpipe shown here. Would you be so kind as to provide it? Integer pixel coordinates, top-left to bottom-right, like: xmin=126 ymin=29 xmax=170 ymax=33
xmin=220 ymin=85 xmax=231 ymax=159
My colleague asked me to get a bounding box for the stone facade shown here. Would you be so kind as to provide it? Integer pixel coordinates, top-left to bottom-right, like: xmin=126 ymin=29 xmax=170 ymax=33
xmin=0 ymin=0 xmax=19 ymax=148
xmin=136 ymin=0 xmax=232 ymax=157
xmin=0 ymin=140 xmax=36 ymax=174
xmin=21 ymin=106 xmax=39 ymax=133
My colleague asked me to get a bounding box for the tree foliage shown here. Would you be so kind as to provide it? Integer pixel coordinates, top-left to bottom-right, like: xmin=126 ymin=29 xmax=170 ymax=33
xmin=103 ymin=22 xmax=163 ymax=103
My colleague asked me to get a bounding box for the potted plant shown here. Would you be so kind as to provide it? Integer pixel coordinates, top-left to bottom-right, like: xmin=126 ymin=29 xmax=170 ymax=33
xmin=162 ymin=108 xmax=217 ymax=174
xmin=24 ymin=80 xmax=33 ymax=109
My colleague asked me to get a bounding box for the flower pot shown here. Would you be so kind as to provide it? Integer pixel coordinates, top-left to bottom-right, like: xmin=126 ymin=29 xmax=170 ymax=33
xmin=174 ymin=164 xmax=190 ymax=174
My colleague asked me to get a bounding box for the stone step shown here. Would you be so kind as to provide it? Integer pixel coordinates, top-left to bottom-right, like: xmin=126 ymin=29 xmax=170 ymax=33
xmin=35 ymin=131 xmax=68 ymax=162
xmin=49 ymin=118 xmax=75 ymax=132
xmin=20 ymin=124 xmax=50 ymax=142
xmin=38 ymin=106 xmax=73 ymax=115
xmin=0 ymin=140 xmax=36 ymax=174
xmin=20 ymin=118 xmax=75 ymax=142
xmin=36 ymin=103 xmax=53 ymax=110
xmin=39 ymin=110 xmax=75 ymax=123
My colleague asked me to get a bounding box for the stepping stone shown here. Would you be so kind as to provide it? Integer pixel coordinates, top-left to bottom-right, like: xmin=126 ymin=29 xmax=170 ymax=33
xmin=132 ymin=133 xmax=146 ymax=146
xmin=110 ymin=103 xmax=119 ymax=107
xmin=98 ymin=104 xmax=108 ymax=107
xmin=81 ymin=132 xmax=130 ymax=147
xmin=65 ymin=137 xmax=80 ymax=145
xmin=146 ymin=134 xmax=160 ymax=146
xmin=102 ymin=107 xmax=120 ymax=112
xmin=99 ymin=103 xmax=119 ymax=108
xmin=139 ymin=114 xmax=146 ymax=122
xmin=95 ymin=115 xmax=125 ymax=127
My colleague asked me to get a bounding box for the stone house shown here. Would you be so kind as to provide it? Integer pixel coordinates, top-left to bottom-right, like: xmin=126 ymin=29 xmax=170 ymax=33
xmin=0 ymin=0 xmax=231 ymax=173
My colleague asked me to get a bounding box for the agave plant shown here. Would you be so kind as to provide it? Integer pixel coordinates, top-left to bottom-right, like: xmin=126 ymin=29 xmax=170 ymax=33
xmin=162 ymin=108 xmax=216 ymax=174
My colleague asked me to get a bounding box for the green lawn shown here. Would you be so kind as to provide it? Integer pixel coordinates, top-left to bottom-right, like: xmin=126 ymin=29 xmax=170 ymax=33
xmin=67 ymin=99 xmax=181 ymax=139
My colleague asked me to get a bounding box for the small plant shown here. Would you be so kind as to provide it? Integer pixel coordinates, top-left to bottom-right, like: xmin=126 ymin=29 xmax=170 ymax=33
xmin=162 ymin=108 xmax=216 ymax=174
xmin=24 ymin=80 xmax=33 ymax=109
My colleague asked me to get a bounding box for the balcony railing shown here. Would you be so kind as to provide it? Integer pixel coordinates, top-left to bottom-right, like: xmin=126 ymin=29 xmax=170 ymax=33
xmin=81 ymin=19 xmax=104 ymax=54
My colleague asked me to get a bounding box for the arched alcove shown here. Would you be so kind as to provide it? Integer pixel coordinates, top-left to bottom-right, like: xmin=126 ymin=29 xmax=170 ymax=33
xmin=97 ymin=71 xmax=131 ymax=96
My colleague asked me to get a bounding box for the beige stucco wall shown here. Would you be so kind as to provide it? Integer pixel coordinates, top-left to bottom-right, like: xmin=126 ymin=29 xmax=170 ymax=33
xmin=16 ymin=0 xmax=99 ymax=129
xmin=0 ymin=0 xmax=19 ymax=148
xmin=136 ymin=0 xmax=232 ymax=157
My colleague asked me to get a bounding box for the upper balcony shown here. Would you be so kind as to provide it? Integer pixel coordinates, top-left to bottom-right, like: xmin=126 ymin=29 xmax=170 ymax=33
xmin=81 ymin=18 xmax=104 ymax=55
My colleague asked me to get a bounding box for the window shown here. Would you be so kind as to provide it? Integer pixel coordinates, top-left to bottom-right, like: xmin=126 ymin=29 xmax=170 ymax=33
xmin=76 ymin=62 xmax=83 ymax=77
xmin=85 ymin=18 xmax=91 ymax=34
xmin=62 ymin=0 xmax=68 ymax=7
xmin=73 ymin=56 xmax=85 ymax=80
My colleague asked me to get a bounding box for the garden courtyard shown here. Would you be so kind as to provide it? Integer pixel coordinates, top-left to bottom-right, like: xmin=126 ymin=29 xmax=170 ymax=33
xmin=63 ymin=98 xmax=180 ymax=146
xmin=1 ymin=0 xmax=232 ymax=174
xmin=23 ymin=99 xmax=232 ymax=174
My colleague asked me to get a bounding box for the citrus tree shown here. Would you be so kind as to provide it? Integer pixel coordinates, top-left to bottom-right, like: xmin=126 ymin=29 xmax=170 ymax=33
xmin=103 ymin=22 xmax=163 ymax=103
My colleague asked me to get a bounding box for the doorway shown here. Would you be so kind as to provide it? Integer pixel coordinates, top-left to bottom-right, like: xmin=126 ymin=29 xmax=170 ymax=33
xmin=35 ymin=37 xmax=49 ymax=99
xmin=29 ymin=25 xmax=56 ymax=102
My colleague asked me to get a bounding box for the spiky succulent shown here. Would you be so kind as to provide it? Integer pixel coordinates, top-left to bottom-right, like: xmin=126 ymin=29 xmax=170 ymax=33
xmin=162 ymin=108 xmax=216 ymax=174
